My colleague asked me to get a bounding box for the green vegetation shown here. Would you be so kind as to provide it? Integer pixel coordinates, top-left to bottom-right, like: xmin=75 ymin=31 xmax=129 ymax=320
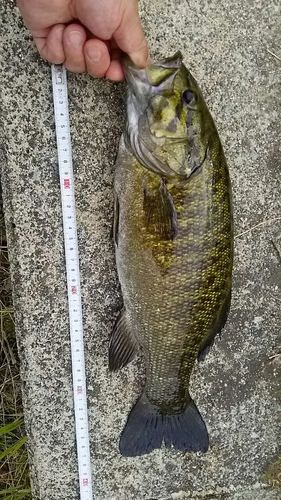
xmin=262 ymin=457 xmax=281 ymax=488
xmin=0 ymin=199 xmax=31 ymax=499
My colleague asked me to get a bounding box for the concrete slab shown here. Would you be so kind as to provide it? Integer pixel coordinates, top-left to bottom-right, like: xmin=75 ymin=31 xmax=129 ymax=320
xmin=0 ymin=0 xmax=280 ymax=499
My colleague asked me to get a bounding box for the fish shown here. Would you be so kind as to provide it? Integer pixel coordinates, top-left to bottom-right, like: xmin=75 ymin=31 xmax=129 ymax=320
xmin=109 ymin=52 xmax=233 ymax=457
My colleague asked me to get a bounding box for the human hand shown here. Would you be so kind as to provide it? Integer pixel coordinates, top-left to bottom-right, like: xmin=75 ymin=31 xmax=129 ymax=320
xmin=17 ymin=0 xmax=149 ymax=81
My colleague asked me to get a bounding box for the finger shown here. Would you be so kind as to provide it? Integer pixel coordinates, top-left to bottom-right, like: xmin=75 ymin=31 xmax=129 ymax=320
xmin=104 ymin=46 xmax=124 ymax=81
xmin=84 ymin=39 xmax=110 ymax=78
xmin=63 ymin=24 xmax=87 ymax=73
xmin=33 ymin=24 xmax=65 ymax=64
xmin=114 ymin=7 xmax=150 ymax=68
xmin=105 ymin=60 xmax=125 ymax=82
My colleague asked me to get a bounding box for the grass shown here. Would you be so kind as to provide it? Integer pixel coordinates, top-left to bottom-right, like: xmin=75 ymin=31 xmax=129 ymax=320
xmin=0 ymin=192 xmax=31 ymax=499
xmin=262 ymin=457 xmax=281 ymax=488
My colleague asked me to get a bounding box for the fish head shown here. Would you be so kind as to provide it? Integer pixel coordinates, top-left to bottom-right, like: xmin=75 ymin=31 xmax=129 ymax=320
xmin=123 ymin=52 xmax=210 ymax=180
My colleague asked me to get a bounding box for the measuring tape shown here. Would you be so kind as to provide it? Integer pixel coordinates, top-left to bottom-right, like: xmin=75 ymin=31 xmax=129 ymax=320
xmin=51 ymin=64 xmax=93 ymax=499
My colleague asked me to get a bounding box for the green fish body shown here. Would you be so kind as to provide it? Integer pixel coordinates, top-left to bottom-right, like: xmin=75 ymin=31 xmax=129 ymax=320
xmin=110 ymin=52 xmax=233 ymax=456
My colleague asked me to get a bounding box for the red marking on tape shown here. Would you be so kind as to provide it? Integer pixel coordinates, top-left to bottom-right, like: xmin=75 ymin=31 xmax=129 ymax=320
xmin=83 ymin=479 xmax=88 ymax=487
xmin=64 ymin=178 xmax=70 ymax=189
xmin=77 ymin=386 xmax=82 ymax=394
xmin=71 ymin=286 xmax=77 ymax=294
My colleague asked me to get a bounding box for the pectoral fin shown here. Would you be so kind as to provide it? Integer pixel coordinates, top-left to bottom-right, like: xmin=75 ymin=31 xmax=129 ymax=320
xmin=109 ymin=310 xmax=138 ymax=371
xmin=143 ymin=178 xmax=178 ymax=241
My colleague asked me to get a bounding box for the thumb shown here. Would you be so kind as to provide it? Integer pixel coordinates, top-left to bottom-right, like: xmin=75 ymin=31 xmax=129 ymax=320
xmin=114 ymin=7 xmax=150 ymax=68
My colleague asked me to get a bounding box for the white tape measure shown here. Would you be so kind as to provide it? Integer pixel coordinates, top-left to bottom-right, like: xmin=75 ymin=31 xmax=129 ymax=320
xmin=51 ymin=64 xmax=93 ymax=499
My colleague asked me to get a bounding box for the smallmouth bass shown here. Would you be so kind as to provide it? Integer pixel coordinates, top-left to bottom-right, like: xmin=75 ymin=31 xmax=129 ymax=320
xmin=109 ymin=52 xmax=233 ymax=456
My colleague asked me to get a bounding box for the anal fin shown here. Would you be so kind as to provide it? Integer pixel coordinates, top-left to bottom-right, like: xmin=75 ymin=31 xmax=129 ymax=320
xmin=109 ymin=310 xmax=138 ymax=371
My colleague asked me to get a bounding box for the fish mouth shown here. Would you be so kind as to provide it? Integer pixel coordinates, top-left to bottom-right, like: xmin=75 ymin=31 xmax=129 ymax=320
xmin=122 ymin=51 xmax=183 ymax=71
xmin=151 ymin=51 xmax=183 ymax=70
xmin=122 ymin=51 xmax=183 ymax=91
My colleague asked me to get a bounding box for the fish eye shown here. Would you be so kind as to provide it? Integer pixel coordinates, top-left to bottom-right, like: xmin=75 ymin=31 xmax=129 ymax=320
xmin=182 ymin=89 xmax=196 ymax=105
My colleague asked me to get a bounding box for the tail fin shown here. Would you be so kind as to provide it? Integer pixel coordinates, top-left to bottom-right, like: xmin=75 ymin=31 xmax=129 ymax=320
xmin=119 ymin=393 xmax=209 ymax=457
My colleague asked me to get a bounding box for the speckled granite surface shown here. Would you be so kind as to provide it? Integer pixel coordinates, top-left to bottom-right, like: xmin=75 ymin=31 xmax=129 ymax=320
xmin=0 ymin=0 xmax=280 ymax=498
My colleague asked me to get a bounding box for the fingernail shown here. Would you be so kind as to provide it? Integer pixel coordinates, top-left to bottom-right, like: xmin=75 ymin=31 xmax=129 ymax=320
xmin=87 ymin=48 xmax=102 ymax=62
xmin=68 ymin=31 xmax=84 ymax=49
